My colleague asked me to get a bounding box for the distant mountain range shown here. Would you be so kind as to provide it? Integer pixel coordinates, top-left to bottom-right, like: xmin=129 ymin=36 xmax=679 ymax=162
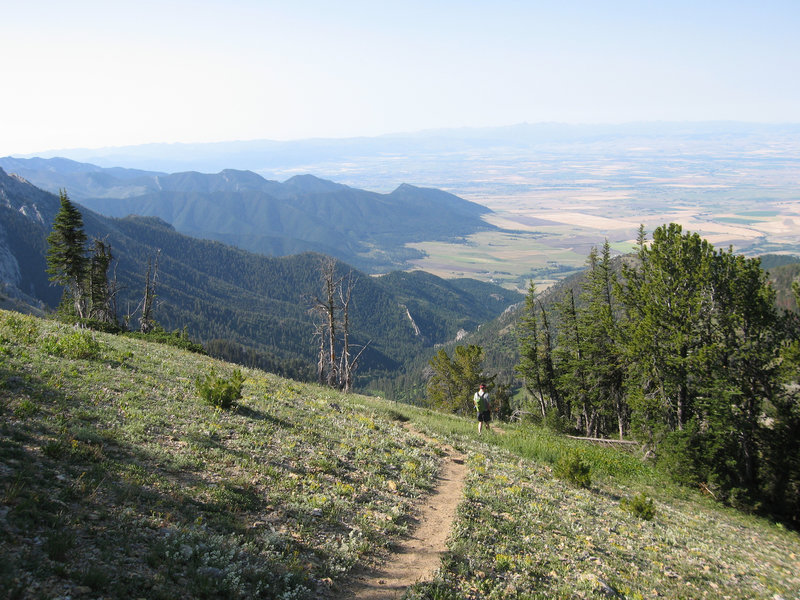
xmin=0 ymin=166 xmax=521 ymax=389
xmin=14 ymin=122 xmax=800 ymax=177
xmin=0 ymin=157 xmax=494 ymax=272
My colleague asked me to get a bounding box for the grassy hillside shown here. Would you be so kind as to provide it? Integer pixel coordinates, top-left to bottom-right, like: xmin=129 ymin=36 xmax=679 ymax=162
xmin=0 ymin=310 xmax=443 ymax=599
xmin=1 ymin=310 xmax=799 ymax=599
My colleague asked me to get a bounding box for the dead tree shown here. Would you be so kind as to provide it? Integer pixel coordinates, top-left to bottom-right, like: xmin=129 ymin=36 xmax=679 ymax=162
xmin=313 ymin=321 xmax=327 ymax=384
xmin=309 ymin=257 xmax=340 ymax=387
xmin=308 ymin=259 xmax=368 ymax=393
xmin=338 ymin=270 xmax=359 ymax=393
xmin=87 ymin=237 xmax=119 ymax=325
xmin=140 ymin=250 xmax=160 ymax=333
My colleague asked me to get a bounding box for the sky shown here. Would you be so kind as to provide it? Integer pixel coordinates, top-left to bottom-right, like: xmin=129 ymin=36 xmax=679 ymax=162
xmin=2 ymin=0 xmax=800 ymax=156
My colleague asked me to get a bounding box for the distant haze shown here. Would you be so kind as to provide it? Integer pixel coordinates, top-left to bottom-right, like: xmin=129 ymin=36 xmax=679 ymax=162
xmin=18 ymin=121 xmax=800 ymax=194
xmin=2 ymin=1 xmax=799 ymax=156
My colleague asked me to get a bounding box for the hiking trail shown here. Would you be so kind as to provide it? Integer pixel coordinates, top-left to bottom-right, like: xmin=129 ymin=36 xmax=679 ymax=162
xmin=334 ymin=428 xmax=468 ymax=599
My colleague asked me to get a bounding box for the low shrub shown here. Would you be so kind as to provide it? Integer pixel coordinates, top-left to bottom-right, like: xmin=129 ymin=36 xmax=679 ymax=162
xmin=125 ymin=327 xmax=206 ymax=354
xmin=39 ymin=330 xmax=102 ymax=359
xmin=554 ymin=451 xmax=592 ymax=488
xmin=0 ymin=312 xmax=40 ymax=344
xmin=620 ymin=492 xmax=656 ymax=520
xmin=196 ymin=369 xmax=244 ymax=409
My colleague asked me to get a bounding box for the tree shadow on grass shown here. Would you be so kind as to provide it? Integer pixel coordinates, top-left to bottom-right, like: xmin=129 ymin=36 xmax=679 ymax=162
xmin=235 ymin=404 xmax=294 ymax=430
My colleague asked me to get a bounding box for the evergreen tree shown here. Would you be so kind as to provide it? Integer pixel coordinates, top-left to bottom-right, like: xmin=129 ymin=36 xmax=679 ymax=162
xmin=554 ymin=287 xmax=592 ymax=433
xmin=426 ymin=344 xmax=493 ymax=414
xmin=538 ymin=296 xmax=563 ymax=419
xmin=46 ymin=190 xmax=88 ymax=318
xmin=618 ymin=223 xmax=715 ymax=437
xmin=515 ymin=281 xmax=548 ymax=417
xmin=515 ymin=281 xmax=563 ymax=420
xmin=88 ymin=237 xmax=117 ymax=325
xmin=618 ymin=224 xmax=784 ymax=503
xmin=582 ymin=242 xmax=626 ymax=438
xmin=763 ymin=280 xmax=800 ymax=525
xmin=511 ymin=225 xmax=792 ymax=517
xmin=698 ymin=250 xmax=782 ymax=498
xmin=555 ymin=244 xmax=626 ymax=438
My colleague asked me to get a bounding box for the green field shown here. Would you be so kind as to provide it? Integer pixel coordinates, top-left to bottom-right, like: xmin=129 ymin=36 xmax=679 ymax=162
xmin=408 ymin=231 xmax=596 ymax=290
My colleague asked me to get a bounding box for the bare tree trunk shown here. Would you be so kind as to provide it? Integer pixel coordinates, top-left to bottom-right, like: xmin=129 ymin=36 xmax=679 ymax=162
xmin=309 ymin=258 xmax=341 ymax=388
xmin=140 ymin=250 xmax=160 ymax=333
xmin=313 ymin=322 xmax=326 ymax=384
xmin=322 ymin=259 xmax=338 ymax=387
xmin=309 ymin=260 xmax=367 ymax=393
xmin=339 ymin=271 xmax=356 ymax=393
xmin=72 ymin=277 xmax=87 ymax=320
xmin=108 ymin=260 xmax=121 ymax=328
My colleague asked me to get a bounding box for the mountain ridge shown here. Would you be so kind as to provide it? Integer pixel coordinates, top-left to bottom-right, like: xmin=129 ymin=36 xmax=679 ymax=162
xmin=0 ymin=157 xmax=495 ymax=272
xmin=0 ymin=167 xmax=521 ymax=388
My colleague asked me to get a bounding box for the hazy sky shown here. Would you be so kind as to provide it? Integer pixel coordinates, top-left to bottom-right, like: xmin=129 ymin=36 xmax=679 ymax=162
xmin=2 ymin=0 xmax=799 ymax=156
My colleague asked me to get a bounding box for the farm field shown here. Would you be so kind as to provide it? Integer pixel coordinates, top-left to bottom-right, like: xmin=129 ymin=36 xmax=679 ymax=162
xmin=399 ymin=136 xmax=800 ymax=290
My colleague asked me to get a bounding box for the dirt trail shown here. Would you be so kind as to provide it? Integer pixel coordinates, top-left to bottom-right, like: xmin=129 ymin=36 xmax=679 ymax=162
xmin=336 ymin=433 xmax=467 ymax=599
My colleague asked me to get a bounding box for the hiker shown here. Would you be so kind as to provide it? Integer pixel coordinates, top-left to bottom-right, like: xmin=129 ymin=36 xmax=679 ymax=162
xmin=473 ymin=383 xmax=492 ymax=434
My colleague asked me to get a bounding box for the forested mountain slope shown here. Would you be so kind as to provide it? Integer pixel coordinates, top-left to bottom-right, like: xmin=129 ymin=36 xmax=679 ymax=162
xmin=0 ymin=157 xmax=495 ymax=272
xmin=0 ymin=167 xmax=521 ymax=386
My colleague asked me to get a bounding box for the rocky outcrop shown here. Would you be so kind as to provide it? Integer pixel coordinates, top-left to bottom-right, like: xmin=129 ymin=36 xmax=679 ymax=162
xmin=0 ymin=224 xmax=21 ymax=289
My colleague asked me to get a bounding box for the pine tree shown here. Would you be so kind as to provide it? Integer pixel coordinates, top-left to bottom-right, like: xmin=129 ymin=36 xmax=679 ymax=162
xmin=515 ymin=281 xmax=563 ymax=420
xmin=515 ymin=281 xmax=548 ymax=417
xmin=88 ymin=237 xmax=117 ymax=325
xmin=46 ymin=190 xmax=88 ymax=318
xmin=698 ymin=250 xmax=781 ymax=495
xmin=538 ymin=296 xmax=563 ymax=419
xmin=555 ymin=287 xmax=592 ymax=433
xmin=619 ymin=224 xmax=784 ymax=502
xmin=764 ymin=280 xmax=800 ymax=525
xmin=582 ymin=242 xmax=626 ymax=438
xmin=618 ymin=223 xmax=715 ymax=435
xmin=426 ymin=344 xmax=492 ymax=414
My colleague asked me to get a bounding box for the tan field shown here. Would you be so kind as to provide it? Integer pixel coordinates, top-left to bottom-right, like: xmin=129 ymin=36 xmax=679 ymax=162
xmin=406 ymin=152 xmax=800 ymax=290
